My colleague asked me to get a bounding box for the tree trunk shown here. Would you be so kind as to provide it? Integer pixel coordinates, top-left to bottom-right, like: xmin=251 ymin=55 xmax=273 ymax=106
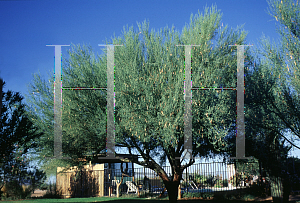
xmin=164 ymin=180 xmax=180 ymax=203
xmin=116 ymin=183 xmax=120 ymax=197
xmin=282 ymin=176 xmax=291 ymax=203
xmin=259 ymin=160 xmax=263 ymax=187
xmin=116 ymin=175 xmax=124 ymax=198
xmin=270 ymin=176 xmax=283 ymax=203
xmin=178 ymin=185 xmax=181 ymax=200
xmin=270 ymin=175 xmax=290 ymax=203
xmin=158 ymin=187 xmax=167 ymax=198
xmin=157 ymin=172 xmax=181 ymax=203
xmin=154 ymin=164 xmax=185 ymax=203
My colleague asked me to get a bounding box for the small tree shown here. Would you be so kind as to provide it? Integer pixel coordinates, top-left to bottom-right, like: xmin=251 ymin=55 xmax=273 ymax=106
xmin=0 ymin=78 xmax=45 ymax=200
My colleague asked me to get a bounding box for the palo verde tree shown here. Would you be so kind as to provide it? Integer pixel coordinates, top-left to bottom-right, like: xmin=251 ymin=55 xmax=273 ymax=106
xmin=26 ymin=5 xmax=250 ymax=203
xmin=103 ymin=6 xmax=247 ymax=202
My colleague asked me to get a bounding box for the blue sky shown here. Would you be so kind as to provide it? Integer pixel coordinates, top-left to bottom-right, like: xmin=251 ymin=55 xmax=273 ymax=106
xmin=1 ymin=0 xmax=299 ymax=179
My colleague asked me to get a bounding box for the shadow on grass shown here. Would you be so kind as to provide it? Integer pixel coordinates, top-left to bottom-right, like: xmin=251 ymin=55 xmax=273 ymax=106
xmin=93 ymin=199 xmax=299 ymax=203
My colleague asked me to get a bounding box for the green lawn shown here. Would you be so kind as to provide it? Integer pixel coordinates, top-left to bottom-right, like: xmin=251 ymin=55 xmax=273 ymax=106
xmin=1 ymin=197 xmax=300 ymax=203
xmin=1 ymin=194 xmax=300 ymax=203
xmin=0 ymin=196 xmax=169 ymax=203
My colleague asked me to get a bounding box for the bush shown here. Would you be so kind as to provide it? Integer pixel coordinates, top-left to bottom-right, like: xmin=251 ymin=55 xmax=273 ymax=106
xmin=242 ymin=194 xmax=255 ymax=201
xmin=38 ymin=182 xmax=49 ymax=190
xmin=182 ymin=192 xmax=193 ymax=198
xmin=42 ymin=181 xmax=63 ymax=199
xmin=182 ymin=192 xmax=214 ymax=199
xmin=194 ymin=174 xmax=206 ymax=185
xmin=1 ymin=180 xmax=32 ymax=200
xmin=223 ymin=179 xmax=228 ymax=187
xmin=205 ymin=175 xmax=216 ymax=187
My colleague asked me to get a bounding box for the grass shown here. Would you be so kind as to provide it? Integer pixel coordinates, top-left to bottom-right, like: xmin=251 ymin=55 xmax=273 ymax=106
xmin=0 ymin=196 xmax=169 ymax=203
xmin=1 ymin=186 xmax=300 ymax=203
xmin=1 ymin=196 xmax=300 ymax=203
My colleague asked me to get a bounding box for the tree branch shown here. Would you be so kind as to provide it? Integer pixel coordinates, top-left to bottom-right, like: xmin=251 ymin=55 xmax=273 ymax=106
xmin=268 ymin=90 xmax=300 ymax=139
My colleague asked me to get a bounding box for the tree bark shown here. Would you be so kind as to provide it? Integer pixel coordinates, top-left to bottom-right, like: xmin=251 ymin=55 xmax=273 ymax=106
xmin=270 ymin=176 xmax=283 ymax=203
xmin=116 ymin=163 xmax=128 ymax=197
xmin=282 ymin=176 xmax=291 ymax=203
xmin=158 ymin=187 xmax=167 ymax=198
xmin=164 ymin=180 xmax=180 ymax=203
xmin=157 ymin=172 xmax=182 ymax=203
xmin=116 ymin=175 xmax=123 ymax=198
xmin=270 ymin=174 xmax=291 ymax=203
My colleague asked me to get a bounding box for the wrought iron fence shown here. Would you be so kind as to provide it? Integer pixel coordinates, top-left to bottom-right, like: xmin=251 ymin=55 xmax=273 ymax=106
xmin=104 ymin=160 xmax=265 ymax=197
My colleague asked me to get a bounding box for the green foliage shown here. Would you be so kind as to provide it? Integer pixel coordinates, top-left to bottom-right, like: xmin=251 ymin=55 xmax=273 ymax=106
xmin=194 ymin=174 xmax=206 ymax=184
xmin=1 ymin=180 xmax=32 ymax=200
xmin=24 ymin=46 xmax=107 ymax=177
xmin=215 ymin=179 xmax=222 ymax=188
xmin=204 ymin=175 xmax=216 ymax=187
xmin=259 ymin=0 xmax=300 ymax=152
xmin=234 ymin=1 xmax=300 ymax=201
xmin=222 ymin=179 xmax=228 ymax=187
xmin=0 ymin=79 xmax=46 ymax=200
xmin=26 ymin=5 xmax=250 ymax=202
xmin=182 ymin=192 xmax=213 ymax=199
xmin=27 ymin=4 xmax=248 ymax=168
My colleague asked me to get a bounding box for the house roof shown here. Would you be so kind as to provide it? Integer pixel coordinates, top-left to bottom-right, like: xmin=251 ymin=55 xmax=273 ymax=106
xmin=80 ymin=153 xmax=139 ymax=164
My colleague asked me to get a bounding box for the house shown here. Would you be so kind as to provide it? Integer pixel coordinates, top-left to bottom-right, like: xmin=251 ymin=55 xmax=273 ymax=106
xmin=56 ymin=154 xmax=138 ymax=198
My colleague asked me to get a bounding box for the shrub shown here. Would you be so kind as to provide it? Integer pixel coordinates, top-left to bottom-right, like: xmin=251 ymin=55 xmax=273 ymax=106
xmin=182 ymin=192 xmax=214 ymax=199
xmin=42 ymin=190 xmax=62 ymax=199
xmin=242 ymin=194 xmax=255 ymax=201
xmin=1 ymin=180 xmax=32 ymax=200
xmin=194 ymin=174 xmax=206 ymax=184
xmin=182 ymin=192 xmax=193 ymax=198
xmin=223 ymin=179 xmax=228 ymax=187
xmin=42 ymin=183 xmax=63 ymax=199
xmin=205 ymin=175 xmax=216 ymax=187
